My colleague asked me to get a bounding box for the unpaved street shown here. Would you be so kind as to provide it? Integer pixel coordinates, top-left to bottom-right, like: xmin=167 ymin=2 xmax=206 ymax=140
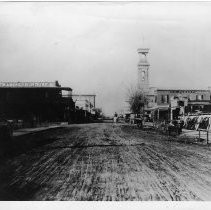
xmin=0 ymin=123 xmax=211 ymax=201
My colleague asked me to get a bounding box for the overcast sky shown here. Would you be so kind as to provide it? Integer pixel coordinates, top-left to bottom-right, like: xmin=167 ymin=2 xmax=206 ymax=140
xmin=1 ymin=2 xmax=211 ymax=115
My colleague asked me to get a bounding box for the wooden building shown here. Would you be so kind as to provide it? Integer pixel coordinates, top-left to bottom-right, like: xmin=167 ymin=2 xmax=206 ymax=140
xmin=0 ymin=81 xmax=75 ymax=127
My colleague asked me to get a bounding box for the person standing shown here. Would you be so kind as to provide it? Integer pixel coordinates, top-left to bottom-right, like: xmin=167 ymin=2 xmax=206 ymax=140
xmin=113 ymin=112 xmax=118 ymax=124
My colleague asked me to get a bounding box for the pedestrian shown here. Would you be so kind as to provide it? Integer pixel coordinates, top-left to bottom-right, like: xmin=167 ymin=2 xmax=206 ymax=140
xmin=113 ymin=112 xmax=118 ymax=124
xmin=130 ymin=113 xmax=135 ymax=125
xmin=178 ymin=120 xmax=184 ymax=135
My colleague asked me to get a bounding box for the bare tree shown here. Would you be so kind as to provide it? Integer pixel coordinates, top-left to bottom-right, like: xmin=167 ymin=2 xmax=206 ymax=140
xmin=127 ymin=85 xmax=148 ymax=114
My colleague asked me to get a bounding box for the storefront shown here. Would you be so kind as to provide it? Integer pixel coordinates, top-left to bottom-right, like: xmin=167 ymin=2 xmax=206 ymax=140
xmin=0 ymin=81 xmax=75 ymax=127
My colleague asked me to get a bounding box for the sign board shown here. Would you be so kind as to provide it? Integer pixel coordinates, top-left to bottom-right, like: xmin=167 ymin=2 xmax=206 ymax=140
xmin=0 ymin=82 xmax=57 ymax=88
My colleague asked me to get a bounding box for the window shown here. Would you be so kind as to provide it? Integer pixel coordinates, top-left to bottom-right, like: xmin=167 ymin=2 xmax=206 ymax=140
xmin=164 ymin=95 xmax=167 ymax=103
xmin=196 ymin=95 xmax=202 ymax=101
xmin=161 ymin=95 xmax=165 ymax=103
xmin=178 ymin=101 xmax=184 ymax=106
xmin=141 ymin=71 xmax=145 ymax=81
xmin=167 ymin=95 xmax=169 ymax=103
xmin=161 ymin=95 xmax=169 ymax=103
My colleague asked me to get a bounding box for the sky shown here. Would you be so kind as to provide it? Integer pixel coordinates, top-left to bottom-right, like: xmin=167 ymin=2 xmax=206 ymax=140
xmin=1 ymin=2 xmax=211 ymax=115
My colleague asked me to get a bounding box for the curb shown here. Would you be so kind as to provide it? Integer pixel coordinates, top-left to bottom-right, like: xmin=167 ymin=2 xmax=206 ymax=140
xmin=13 ymin=126 xmax=63 ymax=137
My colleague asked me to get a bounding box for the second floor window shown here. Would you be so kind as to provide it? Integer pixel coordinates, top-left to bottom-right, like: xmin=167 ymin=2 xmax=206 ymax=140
xmin=196 ymin=95 xmax=202 ymax=101
xmin=161 ymin=95 xmax=165 ymax=103
xmin=161 ymin=95 xmax=169 ymax=103
xmin=167 ymin=95 xmax=169 ymax=103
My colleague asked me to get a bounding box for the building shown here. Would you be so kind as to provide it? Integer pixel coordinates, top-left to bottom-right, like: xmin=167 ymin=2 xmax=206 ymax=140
xmin=70 ymin=94 xmax=97 ymax=123
xmin=0 ymin=81 xmax=75 ymax=127
xmin=72 ymin=94 xmax=96 ymax=113
xmin=153 ymin=88 xmax=211 ymax=121
xmin=137 ymin=48 xmax=150 ymax=92
xmin=137 ymin=48 xmax=211 ymax=121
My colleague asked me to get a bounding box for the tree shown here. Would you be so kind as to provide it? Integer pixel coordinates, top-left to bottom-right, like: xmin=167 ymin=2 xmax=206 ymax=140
xmin=127 ymin=87 xmax=148 ymax=114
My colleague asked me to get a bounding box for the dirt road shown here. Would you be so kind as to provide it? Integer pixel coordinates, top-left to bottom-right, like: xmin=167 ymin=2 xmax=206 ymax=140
xmin=0 ymin=123 xmax=211 ymax=201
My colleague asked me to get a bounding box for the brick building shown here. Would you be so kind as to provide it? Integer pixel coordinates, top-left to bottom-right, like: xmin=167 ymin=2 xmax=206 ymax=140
xmin=137 ymin=48 xmax=211 ymax=121
xmin=153 ymin=88 xmax=211 ymax=121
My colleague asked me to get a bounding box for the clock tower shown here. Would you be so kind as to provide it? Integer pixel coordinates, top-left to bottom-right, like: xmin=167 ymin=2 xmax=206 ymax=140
xmin=137 ymin=48 xmax=150 ymax=92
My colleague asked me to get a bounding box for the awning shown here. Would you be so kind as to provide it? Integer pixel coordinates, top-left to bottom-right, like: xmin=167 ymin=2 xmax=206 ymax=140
xmin=145 ymin=105 xmax=169 ymax=111
xmin=156 ymin=105 xmax=170 ymax=111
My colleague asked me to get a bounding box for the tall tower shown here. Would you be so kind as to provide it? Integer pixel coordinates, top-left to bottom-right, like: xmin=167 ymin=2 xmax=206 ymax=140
xmin=137 ymin=48 xmax=150 ymax=92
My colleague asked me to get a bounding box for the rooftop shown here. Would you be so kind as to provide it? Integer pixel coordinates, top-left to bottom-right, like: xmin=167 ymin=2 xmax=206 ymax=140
xmin=157 ymin=87 xmax=209 ymax=92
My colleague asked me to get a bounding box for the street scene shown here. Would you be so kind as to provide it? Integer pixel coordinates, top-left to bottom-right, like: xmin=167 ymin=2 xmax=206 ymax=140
xmin=1 ymin=2 xmax=211 ymax=203
xmin=1 ymin=123 xmax=211 ymax=201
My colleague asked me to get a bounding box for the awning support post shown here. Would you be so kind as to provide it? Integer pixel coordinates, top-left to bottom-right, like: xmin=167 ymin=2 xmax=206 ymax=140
xmin=207 ymin=131 xmax=209 ymax=145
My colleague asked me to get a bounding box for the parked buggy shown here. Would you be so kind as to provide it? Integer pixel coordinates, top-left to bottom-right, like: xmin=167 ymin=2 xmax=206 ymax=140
xmin=156 ymin=120 xmax=183 ymax=136
xmin=135 ymin=118 xmax=143 ymax=129
xmin=167 ymin=120 xmax=183 ymax=136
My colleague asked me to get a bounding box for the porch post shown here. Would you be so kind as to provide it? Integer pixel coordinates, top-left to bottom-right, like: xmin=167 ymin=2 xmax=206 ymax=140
xmin=169 ymin=101 xmax=172 ymax=121
xmin=157 ymin=108 xmax=160 ymax=121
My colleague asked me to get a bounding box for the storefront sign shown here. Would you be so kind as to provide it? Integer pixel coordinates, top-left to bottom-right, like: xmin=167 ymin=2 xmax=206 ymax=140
xmin=0 ymin=82 xmax=57 ymax=88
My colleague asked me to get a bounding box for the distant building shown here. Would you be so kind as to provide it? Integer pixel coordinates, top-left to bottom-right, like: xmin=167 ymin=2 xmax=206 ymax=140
xmin=136 ymin=48 xmax=211 ymax=121
xmin=0 ymin=81 xmax=75 ymax=126
xmin=72 ymin=94 xmax=96 ymax=113
xmin=152 ymin=88 xmax=211 ymax=121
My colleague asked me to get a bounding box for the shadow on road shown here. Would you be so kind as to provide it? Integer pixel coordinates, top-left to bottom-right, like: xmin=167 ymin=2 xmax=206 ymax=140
xmin=0 ymin=127 xmax=80 ymax=160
